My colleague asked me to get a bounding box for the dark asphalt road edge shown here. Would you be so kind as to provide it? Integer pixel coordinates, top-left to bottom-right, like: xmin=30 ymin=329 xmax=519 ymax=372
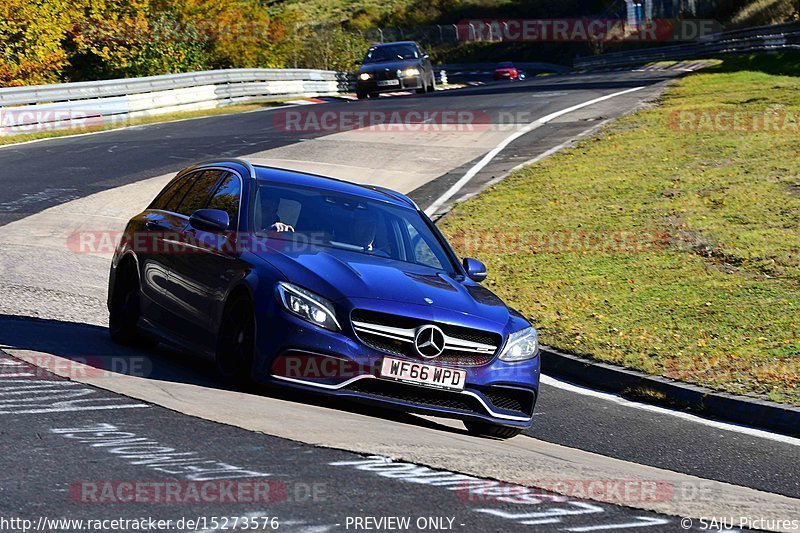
xmin=541 ymin=346 xmax=800 ymax=438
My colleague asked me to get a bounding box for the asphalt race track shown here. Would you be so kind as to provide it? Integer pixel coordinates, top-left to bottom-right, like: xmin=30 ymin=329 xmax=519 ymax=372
xmin=1 ymin=70 xmax=799 ymax=532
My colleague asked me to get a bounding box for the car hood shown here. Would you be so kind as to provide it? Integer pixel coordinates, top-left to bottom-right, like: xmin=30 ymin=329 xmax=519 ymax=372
xmin=256 ymin=244 xmax=511 ymax=325
xmin=359 ymin=59 xmax=422 ymax=74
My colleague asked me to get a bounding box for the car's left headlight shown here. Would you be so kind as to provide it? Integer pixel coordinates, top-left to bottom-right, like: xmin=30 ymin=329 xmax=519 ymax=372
xmin=359 ymin=72 xmax=372 ymax=80
xmin=403 ymin=67 xmax=420 ymax=77
xmin=275 ymin=282 xmax=341 ymax=331
xmin=498 ymin=327 xmax=539 ymax=362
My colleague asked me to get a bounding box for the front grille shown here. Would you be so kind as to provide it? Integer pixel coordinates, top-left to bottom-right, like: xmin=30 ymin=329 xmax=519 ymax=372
xmin=481 ymin=387 xmax=536 ymax=416
xmin=351 ymin=309 xmax=501 ymax=366
xmin=346 ymin=379 xmax=482 ymax=414
xmin=372 ymin=69 xmax=398 ymax=80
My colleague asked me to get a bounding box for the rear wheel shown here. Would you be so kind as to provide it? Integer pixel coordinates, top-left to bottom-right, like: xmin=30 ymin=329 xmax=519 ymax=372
xmin=215 ymin=293 xmax=256 ymax=385
xmin=109 ymin=260 xmax=154 ymax=347
xmin=464 ymin=420 xmax=523 ymax=439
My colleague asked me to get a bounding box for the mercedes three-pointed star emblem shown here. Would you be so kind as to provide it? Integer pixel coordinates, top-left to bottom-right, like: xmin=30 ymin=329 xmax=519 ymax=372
xmin=414 ymin=325 xmax=446 ymax=358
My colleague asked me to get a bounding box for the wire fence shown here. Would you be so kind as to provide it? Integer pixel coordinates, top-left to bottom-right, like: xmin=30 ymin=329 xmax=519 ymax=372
xmin=574 ymin=20 xmax=800 ymax=68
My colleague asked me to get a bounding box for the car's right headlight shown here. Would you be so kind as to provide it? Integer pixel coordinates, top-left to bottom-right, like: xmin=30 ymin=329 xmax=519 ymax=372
xmin=498 ymin=327 xmax=539 ymax=362
xmin=275 ymin=282 xmax=341 ymax=331
xmin=359 ymin=72 xmax=372 ymax=81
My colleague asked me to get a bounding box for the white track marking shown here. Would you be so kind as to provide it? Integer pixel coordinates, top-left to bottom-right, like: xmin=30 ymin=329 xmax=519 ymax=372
xmin=540 ymin=374 xmax=800 ymax=447
xmin=423 ymin=86 xmax=645 ymax=216
xmin=451 ymin=117 xmax=614 ymax=207
xmin=565 ymin=517 xmax=672 ymax=531
xmin=0 ymin=404 xmax=149 ymax=414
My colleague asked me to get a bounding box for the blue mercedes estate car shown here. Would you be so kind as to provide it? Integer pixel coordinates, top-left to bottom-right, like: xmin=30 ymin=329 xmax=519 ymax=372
xmin=108 ymin=159 xmax=540 ymax=438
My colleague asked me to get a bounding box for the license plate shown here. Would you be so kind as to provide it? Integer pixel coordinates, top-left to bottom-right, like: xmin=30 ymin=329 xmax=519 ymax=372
xmin=377 ymin=79 xmax=400 ymax=87
xmin=379 ymin=357 xmax=466 ymax=391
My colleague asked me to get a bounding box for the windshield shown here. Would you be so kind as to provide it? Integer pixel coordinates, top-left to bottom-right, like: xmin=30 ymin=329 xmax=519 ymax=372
xmin=253 ymin=182 xmax=455 ymax=273
xmin=363 ymin=44 xmax=419 ymax=63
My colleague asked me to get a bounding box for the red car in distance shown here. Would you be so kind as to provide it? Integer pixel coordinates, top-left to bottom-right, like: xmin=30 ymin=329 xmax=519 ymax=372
xmin=493 ymin=62 xmax=525 ymax=80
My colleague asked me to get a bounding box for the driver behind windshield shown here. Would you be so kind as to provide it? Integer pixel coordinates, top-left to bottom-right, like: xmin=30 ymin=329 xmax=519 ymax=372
xmin=262 ymin=197 xmax=294 ymax=232
xmin=349 ymin=210 xmax=389 ymax=257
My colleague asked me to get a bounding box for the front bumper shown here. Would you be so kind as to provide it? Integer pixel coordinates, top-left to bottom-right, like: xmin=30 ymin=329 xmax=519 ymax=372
xmin=252 ymin=305 xmax=539 ymax=428
xmin=357 ymin=76 xmax=423 ymax=94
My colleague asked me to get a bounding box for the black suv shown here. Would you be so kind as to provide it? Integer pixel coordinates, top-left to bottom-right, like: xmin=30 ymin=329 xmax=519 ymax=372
xmin=355 ymin=41 xmax=435 ymax=99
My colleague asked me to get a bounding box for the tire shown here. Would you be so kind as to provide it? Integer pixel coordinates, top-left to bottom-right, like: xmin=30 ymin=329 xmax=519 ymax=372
xmin=416 ymin=84 xmax=427 ymax=94
xmin=427 ymin=74 xmax=436 ymax=93
xmin=464 ymin=420 xmax=523 ymax=439
xmin=109 ymin=260 xmax=153 ymax=347
xmin=356 ymin=90 xmax=368 ymax=100
xmin=215 ymin=293 xmax=256 ymax=385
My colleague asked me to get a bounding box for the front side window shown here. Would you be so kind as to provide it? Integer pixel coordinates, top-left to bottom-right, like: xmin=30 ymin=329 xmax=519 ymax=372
xmin=208 ymin=172 xmax=241 ymax=227
xmin=176 ymin=171 xmax=224 ymax=216
xmin=151 ymin=175 xmax=191 ymax=212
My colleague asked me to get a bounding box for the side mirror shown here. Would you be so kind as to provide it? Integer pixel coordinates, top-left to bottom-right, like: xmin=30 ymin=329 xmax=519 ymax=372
xmin=422 ymin=54 xmax=430 ymax=60
xmin=189 ymin=209 xmax=230 ymax=232
xmin=463 ymin=257 xmax=487 ymax=282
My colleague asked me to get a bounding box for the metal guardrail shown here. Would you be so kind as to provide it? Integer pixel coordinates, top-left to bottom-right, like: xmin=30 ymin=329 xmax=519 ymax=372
xmin=0 ymin=69 xmax=353 ymax=134
xmin=0 ymin=69 xmax=351 ymax=107
xmin=0 ymin=68 xmax=459 ymax=134
xmin=574 ymin=21 xmax=800 ymax=68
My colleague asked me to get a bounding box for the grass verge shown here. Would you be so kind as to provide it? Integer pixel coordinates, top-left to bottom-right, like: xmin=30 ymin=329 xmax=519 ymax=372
xmin=0 ymin=101 xmax=288 ymax=147
xmin=440 ymin=53 xmax=800 ymax=405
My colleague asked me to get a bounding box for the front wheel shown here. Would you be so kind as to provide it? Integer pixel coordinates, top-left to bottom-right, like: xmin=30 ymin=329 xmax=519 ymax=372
xmin=109 ymin=261 xmax=153 ymax=347
xmin=427 ymin=74 xmax=436 ymax=92
xmin=464 ymin=420 xmax=523 ymax=439
xmin=215 ymin=294 xmax=256 ymax=386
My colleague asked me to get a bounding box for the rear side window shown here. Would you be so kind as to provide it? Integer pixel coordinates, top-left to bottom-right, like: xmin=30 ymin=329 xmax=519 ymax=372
xmin=176 ymin=170 xmax=224 ymax=216
xmin=208 ymin=173 xmax=241 ymax=226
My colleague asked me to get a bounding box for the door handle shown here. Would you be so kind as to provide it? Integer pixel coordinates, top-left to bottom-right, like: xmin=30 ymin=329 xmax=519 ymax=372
xmin=145 ymin=220 xmax=167 ymax=231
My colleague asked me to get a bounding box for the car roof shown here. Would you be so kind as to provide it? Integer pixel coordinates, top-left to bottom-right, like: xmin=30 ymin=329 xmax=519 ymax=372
xmin=186 ymin=160 xmax=418 ymax=210
xmin=371 ymin=41 xmax=418 ymax=47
